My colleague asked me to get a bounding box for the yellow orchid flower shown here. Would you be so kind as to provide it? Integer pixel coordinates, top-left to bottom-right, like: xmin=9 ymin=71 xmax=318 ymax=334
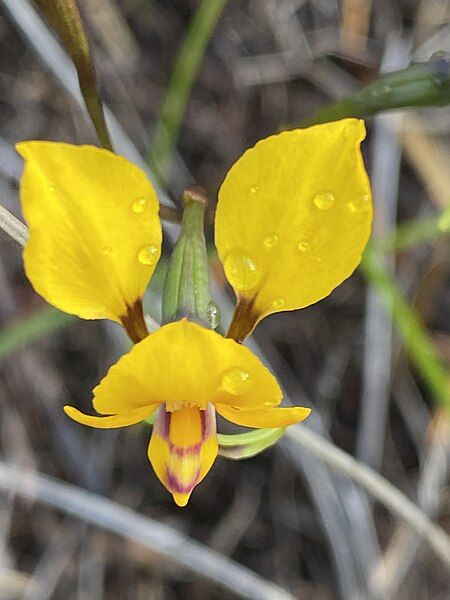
xmin=63 ymin=319 xmax=310 ymax=506
xmin=17 ymin=117 xmax=373 ymax=505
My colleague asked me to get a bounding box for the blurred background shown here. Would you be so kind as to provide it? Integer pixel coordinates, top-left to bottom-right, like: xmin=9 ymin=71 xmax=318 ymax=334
xmin=0 ymin=0 xmax=449 ymax=598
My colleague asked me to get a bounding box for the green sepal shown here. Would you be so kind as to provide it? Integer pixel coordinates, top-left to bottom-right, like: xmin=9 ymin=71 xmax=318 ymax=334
xmin=217 ymin=427 xmax=286 ymax=460
xmin=162 ymin=187 xmax=220 ymax=329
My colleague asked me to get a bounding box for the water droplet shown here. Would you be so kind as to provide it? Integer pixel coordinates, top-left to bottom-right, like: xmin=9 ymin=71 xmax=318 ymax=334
xmin=297 ymin=240 xmax=310 ymax=252
xmin=132 ymin=198 xmax=146 ymax=213
xmin=347 ymin=193 xmax=371 ymax=214
xmin=206 ymin=301 xmax=221 ymax=329
xmin=223 ymin=249 xmax=261 ymax=292
xmin=48 ymin=184 xmax=56 ymax=192
xmin=272 ymin=298 xmax=285 ymax=309
xmin=315 ymin=256 xmax=323 ymax=263
xmin=313 ymin=191 xmax=335 ymax=210
xmin=264 ymin=233 xmax=279 ymax=248
xmin=137 ymin=244 xmax=158 ymax=265
xmin=221 ymin=367 xmax=251 ymax=395
xmin=101 ymin=246 xmax=112 ymax=255
xmin=250 ymin=184 xmax=259 ymax=194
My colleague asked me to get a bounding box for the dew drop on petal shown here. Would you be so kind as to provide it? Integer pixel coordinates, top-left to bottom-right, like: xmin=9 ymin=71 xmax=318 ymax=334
xmin=250 ymin=184 xmax=259 ymax=194
xmin=264 ymin=233 xmax=279 ymax=248
xmin=223 ymin=249 xmax=261 ymax=292
xmin=297 ymin=240 xmax=310 ymax=252
xmin=347 ymin=201 xmax=357 ymax=214
xmin=313 ymin=191 xmax=335 ymax=210
xmin=207 ymin=301 xmax=221 ymax=329
xmin=271 ymin=298 xmax=285 ymax=309
xmin=137 ymin=244 xmax=159 ymax=265
xmin=132 ymin=198 xmax=147 ymax=213
xmin=221 ymin=367 xmax=251 ymax=395
xmin=361 ymin=193 xmax=371 ymax=203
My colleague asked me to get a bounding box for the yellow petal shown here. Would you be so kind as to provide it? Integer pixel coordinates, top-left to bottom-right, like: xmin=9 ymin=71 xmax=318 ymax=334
xmin=64 ymin=404 xmax=158 ymax=428
xmin=17 ymin=142 xmax=162 ymax=323
xmin=91 ymin=319 xmax=282 ymax=416
xmin=148 ymin=404 xmax=218 ymax=506
xmin=216 ymin=404 xmax=311 ymax=428
xmin=215 ymin=119 xmax=372 ymax=336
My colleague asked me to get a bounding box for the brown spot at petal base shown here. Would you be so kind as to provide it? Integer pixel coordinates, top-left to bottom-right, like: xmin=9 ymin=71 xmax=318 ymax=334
xmin=226 ymin=296 xmax=259 ymax=343
xmin=120 ymin=299 xmax=149 ymax=343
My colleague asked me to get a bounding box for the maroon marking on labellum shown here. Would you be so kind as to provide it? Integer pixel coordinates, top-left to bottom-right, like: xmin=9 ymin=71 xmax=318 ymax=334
xmin=168 ymin=442 xmax=202 ymax=457
xmin=153 ymin=405 xmax=171 ymax=438
xmin=201 ymin=404 xmax=216 ymax=440
xmin=154 ymin=404 xmax=217 ymax=457
xmin=166 ymin=467 xmax=201 ymax=494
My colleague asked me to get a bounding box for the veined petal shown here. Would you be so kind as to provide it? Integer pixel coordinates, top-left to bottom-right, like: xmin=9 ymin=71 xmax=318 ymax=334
xmin=64 ymin=404 xmax=158 ymax=428
xmin=216 ymin=404 xmax=311 ymax=428
xmin=91 ymin=319 xmax=282 ymax=416
xmin=148 ymin=404 xmax=218 ymax=506
xmin=215 ymin=119 xmax=373 ymax=337
xmin=17 ymin=142 xmax=162 ymax=323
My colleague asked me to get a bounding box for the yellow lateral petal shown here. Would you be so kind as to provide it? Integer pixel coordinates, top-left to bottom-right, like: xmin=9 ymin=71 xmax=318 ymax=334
xmin=148 ymin=404 xmax=218 ymax=506
xmin=216 ymin=404 xmax=311 ymax=428
xmin=64 ymin=404 xmax=158 ymax=428
xmin=17 ymin=142 xmax=162 ymax=323
xmin=215 ymin=119 xmax=373 ymax=331
xmin=91 ymin=319 xmax=282 ymax=416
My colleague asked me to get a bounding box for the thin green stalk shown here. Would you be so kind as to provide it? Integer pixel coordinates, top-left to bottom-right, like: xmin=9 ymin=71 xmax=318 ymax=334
xmin=34 ymin=0 xmax=113 ymax=150
xmin=148 ymin=0 xmax=227 ymax=183
xmin=0 ymin=307 xmax=74 ymax=360
xmin=374 ymin=207 xmax=450 ymax=253
xmin=361 ymin=247 xmax=450 ymax=411
xmin=308 ymin=57 xmax=450 ymax=125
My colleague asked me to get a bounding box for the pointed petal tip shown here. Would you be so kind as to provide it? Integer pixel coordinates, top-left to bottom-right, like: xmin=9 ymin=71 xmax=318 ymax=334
xmin=172 ymin=492 xmax=191 ymax=507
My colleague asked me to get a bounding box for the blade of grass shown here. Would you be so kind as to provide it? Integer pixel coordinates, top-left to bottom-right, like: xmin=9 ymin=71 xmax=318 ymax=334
xmin=0 ymin=307 xmax=74 ymax=360
xmin=360 ymin=246 xmax=450 ymax=411
xmin=285 ymin=424 xmax=450 ymax=571
xmin=0 ymin=204 xmax=28 ymax=246
xmin=148 ymin=0 xmax=228 ymax=183
xmin=307 ymin=57 xmax=450 ymax=125
xmin=375 ymin=209 xmax=450 ymax=252
xmin=0 ymin=462 xmax=296 ymax=600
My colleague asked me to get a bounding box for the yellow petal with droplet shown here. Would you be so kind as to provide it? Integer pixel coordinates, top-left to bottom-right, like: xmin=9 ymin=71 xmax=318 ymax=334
xmin=215 ymin=119 xmax=373 ymax=334
xmin=91 ymin=319 xmax=282 ymax=415
xmin=17 ymin=142 xmax=162 ymax=323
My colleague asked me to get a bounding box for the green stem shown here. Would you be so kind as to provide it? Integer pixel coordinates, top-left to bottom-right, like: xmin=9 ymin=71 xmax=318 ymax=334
xmin=308 ymin=58 xmax=450 ymax=125
xmin=0 ymin=307 xmax=74 ymax=360
xmin=148 ymin=0 xmax=227 ymax=182
xmin=35 ymin=0 xmax=113 ymax=150
xmin=361 ymin=246 xmax=450 ymax=411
